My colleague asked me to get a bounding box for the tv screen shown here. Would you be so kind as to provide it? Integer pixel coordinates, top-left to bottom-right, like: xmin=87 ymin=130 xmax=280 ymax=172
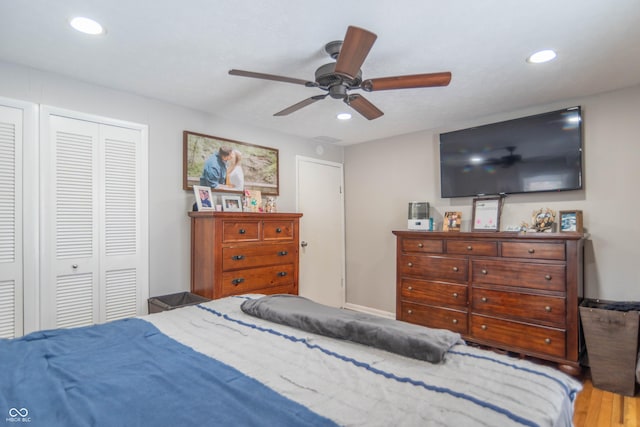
xmin=439 ymin=107 xmax=583 ymax=198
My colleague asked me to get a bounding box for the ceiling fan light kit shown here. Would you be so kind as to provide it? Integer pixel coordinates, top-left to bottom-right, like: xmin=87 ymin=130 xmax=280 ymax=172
xmin=229 ymin=25 xmax=452 ymax=120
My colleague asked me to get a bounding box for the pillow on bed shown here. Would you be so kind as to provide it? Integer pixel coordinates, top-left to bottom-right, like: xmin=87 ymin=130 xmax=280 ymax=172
xmin=241 ymin=294 xmax=463 ymax=363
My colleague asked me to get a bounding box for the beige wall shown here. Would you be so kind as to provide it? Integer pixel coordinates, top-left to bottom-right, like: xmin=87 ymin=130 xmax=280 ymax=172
xmin=345 ymin=84 xmax=640 ymax=313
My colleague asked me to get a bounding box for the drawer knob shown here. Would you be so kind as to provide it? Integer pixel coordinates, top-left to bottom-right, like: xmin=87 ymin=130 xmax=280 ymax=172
xmin=528 ymin=248 xmax=535 ymax=254
xmin=481 ymin=325 xmax=487 ymax=330
xmin=407 ymin=262 xmax=413 ymax=267
xmin=232 ymin=255 xmax=245 ymax=261
xmin=545 ymin=338 xmax=552 ymax=344
xmin=452 ymin=266 xmax=459 ymax=272
xmin=545 ymin=306 xmax=552 ymax=312
xmin=278 ymin=271 xmax=288 ymax=277
xmin=238 ymin=228 xmax=246 ymax=234
xmin=481 ymin=297 xmax=488 ymax=303
xmin=452 ymin=319 xmax=459 ymax=324
xmin=467 ymin=246 xmax=472 ymax=251
xmin=231 ymin=278 xmax=245 ymax=285
xmin=481 ymin=269 xmax=488 ymax=275
xmin=276 ymin=227 xmax=282 ymax=233
xmin=452 ymin=292 xmax=458 ymax=298
xmin=407 ymin=286 xmax=413 ymax=291
xmin=417 ymin=243 xmax=424 ymax=248
xmin=407 ymin=309 xmax=413 ymax=315
xmin=544 ymin=274 xmax=552 ymax=281
xmin=278 ymin=251 xmax=288 ymax=256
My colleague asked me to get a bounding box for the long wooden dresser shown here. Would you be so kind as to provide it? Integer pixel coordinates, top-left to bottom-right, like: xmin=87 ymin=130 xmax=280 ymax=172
xmin=392 ymin=230 xmax=585 ymax=374
xmin=190 ymin=211 xmax=303 ymax=299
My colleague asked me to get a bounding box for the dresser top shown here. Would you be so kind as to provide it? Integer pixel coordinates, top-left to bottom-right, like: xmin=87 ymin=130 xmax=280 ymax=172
xmin=189 ymin=211 xmax=303 ymax=219
xmin=392 ymin=230 xmax=585 ymax=241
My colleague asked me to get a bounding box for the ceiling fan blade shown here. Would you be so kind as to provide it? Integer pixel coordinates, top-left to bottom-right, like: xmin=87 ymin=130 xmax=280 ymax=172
xmin=361 ymin=72 xmax=452 ymax=91
xmin=344 ymin=94 xmax=384 ymax=120
xmin=274 ymin=94 xmax=327 ymax=116
xmin=229 ymin=69 xmax=316 ymax=86
xmin=334 ymin=26 xmax=377 ymax=80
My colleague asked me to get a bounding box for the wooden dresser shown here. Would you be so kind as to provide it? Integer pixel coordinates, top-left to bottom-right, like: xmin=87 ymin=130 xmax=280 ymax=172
xmin=190 ymin=212 xmax=303 ymax=299
xmin=392 ymin=230 xmax=585 ymax=374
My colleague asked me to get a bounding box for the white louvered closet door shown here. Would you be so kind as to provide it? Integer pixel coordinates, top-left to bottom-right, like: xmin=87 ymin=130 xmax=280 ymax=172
xmin=0 ymin=105 xmax=23 ymax=338
xmin=41 ymin=114 xmax=148 ymax=329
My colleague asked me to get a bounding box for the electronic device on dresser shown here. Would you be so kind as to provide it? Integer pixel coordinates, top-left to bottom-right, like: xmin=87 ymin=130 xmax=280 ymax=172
xmin=392 ymin=230 xmax=585 ymax=375
xmin=439 ymin=106 xmax=583 ymax=198
xmin=189 ymin=211 xmax=302 ymax=299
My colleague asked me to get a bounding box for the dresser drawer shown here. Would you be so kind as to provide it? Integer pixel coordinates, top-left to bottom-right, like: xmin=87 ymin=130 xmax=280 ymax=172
xmin=401 ymin=278 xmax=467 ymax=309
xmin=447 ymin=240 xmax=498 ymax=256
xmin=472 ymin=259 xmax=566 ymax=291
xmin=263 ymin=220 xmax=294 ymax=241
xmin=400 ymin=255 xmax=468 ymax=282
xmin=400 ymin=302 xmax=467 ymax=335
xmin=222 ymin=244 xmax=297 ymax=271
xmin=471 ymin=287 xmax=566 ymax=326
xmin=501 ymin=241 xmax=565 ymax=260
xmin=470 ymin=314 xmax=565 ymax=358
xmin=401 ymin=238 xmax=444 ymax=254
xmin=222 ymin=221 xmax=260 ymax=242
xmin=221 ymin=264 xmax=295 ymax=295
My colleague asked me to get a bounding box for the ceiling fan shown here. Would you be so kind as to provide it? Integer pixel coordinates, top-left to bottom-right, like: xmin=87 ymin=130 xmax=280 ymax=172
xmin=228 ymin=25 xmax=452 ymax=120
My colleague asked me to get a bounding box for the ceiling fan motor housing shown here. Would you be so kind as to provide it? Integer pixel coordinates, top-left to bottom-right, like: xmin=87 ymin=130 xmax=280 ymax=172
xmin=315 ymin=62 xmax=362 ymax=97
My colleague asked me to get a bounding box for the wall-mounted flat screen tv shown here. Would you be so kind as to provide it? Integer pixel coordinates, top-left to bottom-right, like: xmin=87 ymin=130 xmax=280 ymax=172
xmin=439 ymin=106 xmax=583 ymax=198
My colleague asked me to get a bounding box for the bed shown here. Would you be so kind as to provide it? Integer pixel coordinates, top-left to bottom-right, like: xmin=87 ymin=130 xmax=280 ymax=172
xmin=1 ymin=294 xmax=581 ymax=426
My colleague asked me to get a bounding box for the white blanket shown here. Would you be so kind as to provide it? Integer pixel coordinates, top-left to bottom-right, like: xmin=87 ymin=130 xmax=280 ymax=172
xmin=145 ymin=295 xmax=581 ymax=427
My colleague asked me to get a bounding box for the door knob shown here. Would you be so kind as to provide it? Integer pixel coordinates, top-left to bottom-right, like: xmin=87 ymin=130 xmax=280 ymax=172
xmin=301 ymin=241 xmax=308 ymax=247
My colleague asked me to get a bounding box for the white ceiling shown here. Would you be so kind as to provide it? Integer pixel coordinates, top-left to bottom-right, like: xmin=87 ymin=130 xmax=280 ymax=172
xmin=1 ymin=0 xmax=640 ymax=145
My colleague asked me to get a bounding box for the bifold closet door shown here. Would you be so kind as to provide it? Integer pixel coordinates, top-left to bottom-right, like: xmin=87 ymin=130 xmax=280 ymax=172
xmin=0 ymin=105 xmax=23 ymax=338
xmin=41 ymin=114 xmax=147 ymax=329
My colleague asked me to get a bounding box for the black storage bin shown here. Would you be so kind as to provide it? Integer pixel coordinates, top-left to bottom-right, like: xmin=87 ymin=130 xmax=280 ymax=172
xmin=148 ymin=292 xmax=210 ymax=313
xmin=580 ymin=299 xmax=640 ymax=396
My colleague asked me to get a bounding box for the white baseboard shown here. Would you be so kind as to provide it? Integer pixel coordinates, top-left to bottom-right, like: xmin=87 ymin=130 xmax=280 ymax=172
xmin=343 ymin=302 xmax=395 ymax=319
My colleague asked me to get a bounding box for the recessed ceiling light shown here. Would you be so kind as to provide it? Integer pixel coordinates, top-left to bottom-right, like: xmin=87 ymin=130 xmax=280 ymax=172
xmin=527 ymin=49 xmax=557 ymax=64
xmin=337 ymin=113 xmax=352 ymax=120
xmin=70 ymin=17 xmax=104 ymax=35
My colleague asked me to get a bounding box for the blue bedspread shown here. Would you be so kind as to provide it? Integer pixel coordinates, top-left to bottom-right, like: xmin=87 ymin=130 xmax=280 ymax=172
xmin=0 ymin=318 xmax=337 ymax=427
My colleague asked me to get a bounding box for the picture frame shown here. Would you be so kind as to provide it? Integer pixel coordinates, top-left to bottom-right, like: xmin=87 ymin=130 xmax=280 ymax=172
xmin=183 ymin=130 xmax=279 ymax=195
xmin=472 ymin=196 xmax=502 ymax=232
xmin=559 ymin=210 xmax=583 ymax=233
xmin=443 ymin=211 xmax=462 ymax=232
xmin=221 ymin=195 xmax=243 ymax=212
xmin=193 ymin=185 xmax=215 ymax=211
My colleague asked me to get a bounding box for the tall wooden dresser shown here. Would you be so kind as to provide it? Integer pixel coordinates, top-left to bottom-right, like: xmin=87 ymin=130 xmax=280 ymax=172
xmin=190 ymin=212 xmax=303 ymax=299
xmin=392 ymin=230 xmax=585 ymax=374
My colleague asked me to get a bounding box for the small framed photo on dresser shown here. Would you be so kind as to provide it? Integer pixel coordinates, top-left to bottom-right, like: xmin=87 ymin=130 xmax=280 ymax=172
xmin=559 ymin=210 xmax=583 ymax=233
xmin=472 ymin=196 xmax=502 ymax=232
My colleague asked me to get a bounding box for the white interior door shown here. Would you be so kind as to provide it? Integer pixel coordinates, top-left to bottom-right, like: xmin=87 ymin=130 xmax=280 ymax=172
xmin=0 ymin=104 xmax=23 ymax=338
xmin=296 ymin=156 xmax=345 ymax=307
xmin=40 ymin=111 xmax=148 ymax=330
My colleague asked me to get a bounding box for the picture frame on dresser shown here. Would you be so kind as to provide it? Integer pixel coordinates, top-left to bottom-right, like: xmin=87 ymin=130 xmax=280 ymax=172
xmin=559 ymin=210 xmax=583 ymax=233
xmin=472 ymin=196 xmax=502 ymax=232
xmin=443 ymin=211 xmax=462 ymax=232
xmin=221 ymin=195 xmax=243 ymax=212
xmin=193 ymin=185 xmax=215 ymax=211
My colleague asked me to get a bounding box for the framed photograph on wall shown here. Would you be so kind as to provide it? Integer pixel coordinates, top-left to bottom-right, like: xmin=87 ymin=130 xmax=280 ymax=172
xmin=183 ymin=130 xmax=279 ymax=195
xmin=193 ymin=185 xmax=215 ymax=211
xmin=472 ymin=196 xmax=503 ymax=232
xmin=221 ymin=195 xmax=243 ymax=212
xmin=559 ymin=210 xmax=583 ymax=233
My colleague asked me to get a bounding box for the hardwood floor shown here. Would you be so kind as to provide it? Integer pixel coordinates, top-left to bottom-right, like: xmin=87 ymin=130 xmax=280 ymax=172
xmin=574 ymin=373 xmax=640 ymax=426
